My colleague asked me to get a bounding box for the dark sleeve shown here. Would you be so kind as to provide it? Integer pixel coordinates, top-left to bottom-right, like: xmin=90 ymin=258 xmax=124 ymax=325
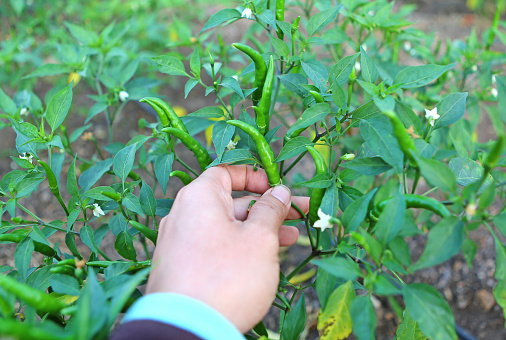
xmin=110 ymin=320 xmax=204 ymax=340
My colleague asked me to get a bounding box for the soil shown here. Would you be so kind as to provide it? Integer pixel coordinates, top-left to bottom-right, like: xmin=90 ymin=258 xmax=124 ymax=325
xmin=1 ymin=1 xmax=505 ymax=339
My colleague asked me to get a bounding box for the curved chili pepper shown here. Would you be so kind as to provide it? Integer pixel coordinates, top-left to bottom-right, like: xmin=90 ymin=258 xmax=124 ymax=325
xmin=484 ymin=135 xmax=504 ymax=173
xmin=38 ymin=161 xmax=70 ymax=216
xmin=49 ymin=265 xmax=75 ymax=276
xmin=0 ymin=233 xmax=57 ymax=258
xmin=310 ymin=91 xmax=324 ymax=104
xmin=161 ymin=127 xmax=212 ymax=172
xmin=233 ymin=43 xmax=267 ymax=107
xmin=140 ymin=97 xmax=188 ymax=133
xmin=306 ymin=146 xmax=327 ymax=226
xmin=170 ymin=170 xmax=193 ymax=185
xmin=253 ymin=55 xmax=275 ymax=135
xmin=275 ymin=0 xmax=285 ymax=39
xmin=226 ymin=120 xmax=281 ymax=186
xmin=383 ymin=111 xmax=418 ymax=168
xmin=0 ymin=274 xmax=67 ymax=314
xmin=372 ymin=194 xmax=451 ymax=218
xmin=129 ymin=220 xmax=158 ymax=245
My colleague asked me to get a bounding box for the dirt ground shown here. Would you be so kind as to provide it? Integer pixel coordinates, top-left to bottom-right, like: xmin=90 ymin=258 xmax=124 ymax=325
xmin=1 ymin=0 xmax=505 ymax=339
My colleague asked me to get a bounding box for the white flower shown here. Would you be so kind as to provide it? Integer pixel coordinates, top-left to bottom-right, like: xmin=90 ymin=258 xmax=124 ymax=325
xmin=424 ymin=107 xmax=440 ymax=127
xmin=492 ymin=75 xmax=497 ymax=84
xmin=226 ymin=140 xmax=237 ymax=151
xmin=403 ymin=41 xmax=412 ymax=51
xmin=368 ymin=10 xmax=375 ymax=16
xmin=241 ymin=8 xmax=252 ymax=19
xmin=362 ymin=44 xmax=368 ymax=52
xmin=19 ymin=153 xmax=33 ymax=164
xmin=491 ymin=88 xmax=498 ymax=98
xmin=341 ymin=153 xmax=355 ymax=161
xmin=313 ymin=209 xmax=333 ymax=231
xmin=471 ymin=65 xmax=478 ymax=72
xmin=465 ymin=202 xmax=476 ymax=218
xmin=354 ymin=61 xmax=361 ymax=73
xmin=20 ymin=107 xmax=29 ymax=116
xmin=92 ymin=203 xmax=104 ymax=217
xmin=119 ymin=90 xmax=129 ymax=102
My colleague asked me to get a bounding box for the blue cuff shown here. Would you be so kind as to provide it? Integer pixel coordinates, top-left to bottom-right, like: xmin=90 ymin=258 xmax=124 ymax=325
xmin=123 ymin=293 xmax=245 ymax=340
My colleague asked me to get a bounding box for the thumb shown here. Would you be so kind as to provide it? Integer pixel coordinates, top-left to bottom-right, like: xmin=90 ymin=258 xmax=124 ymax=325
xmin=246 ymin=185 xmax=291 ymax=233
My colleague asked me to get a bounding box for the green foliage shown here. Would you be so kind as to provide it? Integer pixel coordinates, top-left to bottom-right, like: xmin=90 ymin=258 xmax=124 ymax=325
xmin=1 ymin=0 xmax=506 ymax=338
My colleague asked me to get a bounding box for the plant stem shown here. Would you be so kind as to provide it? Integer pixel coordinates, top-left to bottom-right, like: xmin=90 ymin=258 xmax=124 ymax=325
xmin=175 ymin=155 xmax=199 ymax=177
xmin=286 ymin=252 xmax=316 ymax=281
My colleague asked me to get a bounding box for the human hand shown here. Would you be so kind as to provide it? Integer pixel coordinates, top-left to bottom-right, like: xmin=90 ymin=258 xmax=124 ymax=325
xmin=146 ymin=165 xmax=309 ymax=332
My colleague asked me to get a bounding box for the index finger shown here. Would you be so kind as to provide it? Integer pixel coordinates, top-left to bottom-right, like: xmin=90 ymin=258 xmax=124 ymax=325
xmin=194 ymin=165 xmax=272 ymax=195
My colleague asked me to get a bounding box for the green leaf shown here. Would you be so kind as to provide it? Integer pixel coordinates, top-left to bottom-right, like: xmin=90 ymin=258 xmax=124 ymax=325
xmin=312 ymin=257 xmax=362 ymax=281
xmin=360 ymin=46 xmax=378 ymax=83
xmin=119 ymin=58 xmax=139 ymax=85
xmin=494 ymin=238 xmax=506 ymax=280
xmin=350 ymin=295 xmax=376 ymax=340
xmin=316 ymin=267 xmax=336 ymax=311
xmin=396 ymin=310 xmax=427 ymax=340
xmin=148 ymin=55 xmax=189 ymax=77
xmin=342 ymin=189 xmax=377 ymax=232
xmin=317 ymin=281 xmax=355 ymax=340
xmin=493 ymin=279 xmax=506 ymax=328
xmin=83 ymin=186 xmax=117 ymax=201
xmin=80 ymin=225 xmax=99 ymax=254
xmin=140 ymin=183 xmax=156 ymax=217
xmin=320 ymin=184 xmax=339 ymax=218
xmin=219 ymin=76 xmax=244 ymax=98
xmin=155 ymin=153 xmax=174 ymax=195
xmin=0 ymin=87 xmax=17 ymax=115
xmin=23 ymin=64 xmax=71 ymax=79
xmin=122 ymin=193 xmax=145 ymax=217
xmin=114 ymin=231 xmax=137 ymax=261
xmin=359 ymin=115 xmax=403 ymax=173
xmin=50 ymin=274 xmax=80 ymax=296
xmin=493 ymin=212 xmax=506 ymax=238
xmin=301 ymin=60 xmax=328 ymax=91
xmin=402 ymin=283 xmax=457 ymax=340
xmin=373 ymin=94 xmax=395 ymax=112
xmin=45 ymin=82 xmax=73 ymax=133
xmin=433 ymin=93 xmax=468 ymax=130
xmin=281 ymin=293 xmax=306 ymax=340
xmin=79 ymin=159 xmax=114 ymax=192
xmin=340 ymin=157 xmax=392 ymax=176
xmin=286 ymin=103 xmax=331 ymax=137
xmin=415 ymin=155 xmax=456 ymax=193
xmin=413 ymin=217 xmax=464 ymax=271
xmin=462 ymin=238 xmax=477 ymax=269
xmin=212 ymin=121 xmax=236 ymax=156
xmin=375 ymin=193 xmax=406 ymax=245
xmin=188 ymin=106 xmax=226 ymax=119
xmin=268 ymin=34 xmax=289 ymax=59
xmin=349 ymin=101 xmax=381 ymax=128
xmin=276 ymin=136 xmax=312 ymax=162
xmin=296 ymin=173 xmax=333 ymax=188
xmin=64 ymin=22 xmax=98 ymax=44
xmin=396 ymin=101 xmax=422 ymax=134
xmin=15 ymin=238 xmax=34 ymax=281
xmin=200 ymin=8 xmax=241 ymax=33
xmin=67 ymin=157 xmax=79 ymax=196
xmin=329 ymin=53 xmax=360 ymax=86
xmin=190 ymin=48 xmax=201 ymax=77
xmin=113 ymin=144 xmax=136 ymax=185
xmin=332 ymin=83 xmax=347 ymax=109
xmin=449 ymin=157 xmax=488 ymax=186
xmin=307 ymin=7 xmax=342 ymax=36
xmin=393 ymin=63 xmax=456 ymax=89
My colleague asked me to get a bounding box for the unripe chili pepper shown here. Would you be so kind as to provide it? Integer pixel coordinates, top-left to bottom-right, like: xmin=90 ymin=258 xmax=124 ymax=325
xmin=170 ymin=170 xmax=193 ymax=185
xmin=38 ymin=161 xmax=70 ymax=216
xmin=275 ymin=0 xmax=285 ymax=39
xmin=306 ymin=146 xmax=327 ymax=226
xmin=49 ymin=265 xmax=75 ymax=276
xmin=161 ymin=127 xmax=212 ymax=172
xmin=382 ymin=111 xmax=418 ymax=168
xmin=140 ymin=97 xmax=188 ymax=133
xmin=484 ymin=135 xmax=504 ymax=173
xmin=0 ymin=318 xmax=72 ymax=340
xmin=310 ymin=91 xmax=324 ymax=104
xmin=0 ymin=233 xmax=57 ymax=258
xmin=0 ymin=274 xmax=67 ymax=314
xmin=372 ymin=194 xmax=451 ymax=218
xmin=101 ymin=191 xmax=122 ymax=202
xmin=253 ymin=55 xmax=275 ymax=135
xmin=56 ymin=259 xmax=76 ymax=267
xmin=233 ymin=43 xmax=267 ymax=107
xmin=129 ymin=220 xmax=158 ymax=245
xmin=227 ymin=120 xmax=281 ymax=186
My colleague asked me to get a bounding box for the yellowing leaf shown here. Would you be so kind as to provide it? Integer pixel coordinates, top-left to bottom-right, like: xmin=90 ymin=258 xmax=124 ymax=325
xmin=318 ymin=280 xmax=355 ymax=340
xmin=172 ymin=105 xmax=187 ymax=117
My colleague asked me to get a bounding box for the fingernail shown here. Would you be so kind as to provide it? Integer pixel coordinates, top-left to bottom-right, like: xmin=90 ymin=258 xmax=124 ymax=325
xmin=271 ymin=185 xmax=291 ymax=205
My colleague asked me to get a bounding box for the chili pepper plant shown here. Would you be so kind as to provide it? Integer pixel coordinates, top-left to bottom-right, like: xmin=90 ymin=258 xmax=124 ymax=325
xmin=1 ymin=0 xmax=506 ymax=339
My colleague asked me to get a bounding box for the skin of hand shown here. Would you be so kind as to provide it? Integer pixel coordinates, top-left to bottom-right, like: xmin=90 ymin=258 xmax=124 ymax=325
xmin=146 ymin=164 xmax=309 ymax=333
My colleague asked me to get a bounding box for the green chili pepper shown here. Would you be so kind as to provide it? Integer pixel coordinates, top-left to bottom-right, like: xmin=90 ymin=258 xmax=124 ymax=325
xmin=252 ymin=56 xmax=275 ymax=135
xmin=233 ymin=43 xmax=267 ymax=107
xmin=484 ymin=135 xmax=504 ymax=173
xmin=170 ymin=170 xmax=193 ymax=185
xmin=140 ymin=97 xmax=188 ymax=133
xmin=49 ymin=265 xmax=75 ymax=276
xmin=310 ymin=91 xmax=324 ymax=104
xmin=161 ymin=127 xmax=212 ymax=172
xmin=0 ymin=233 xmax=57 ymax=258
xmin=101 ymin=191 xmax=122 ymax=202
xmin=372 ymin=194 xmax=451 ymax=218
xmin=56 ymin=259 xmax=76 ymax=267
xmin=383 ymin=111 xmax=418 ymax=168
xmin=226 ymin=120 xmax=281 ymax=186
xmin=275 ymin=0 xmax=285 ymax=39
xmin=0 ymin=274 xmax=67 ymax=314
xmin=306 ymin=146 xmax=327 ymax=226
xmin=129 ymin=220 xmax=158 ymax=245
xmin=38 ymin=161 xmax=70 ymax=216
